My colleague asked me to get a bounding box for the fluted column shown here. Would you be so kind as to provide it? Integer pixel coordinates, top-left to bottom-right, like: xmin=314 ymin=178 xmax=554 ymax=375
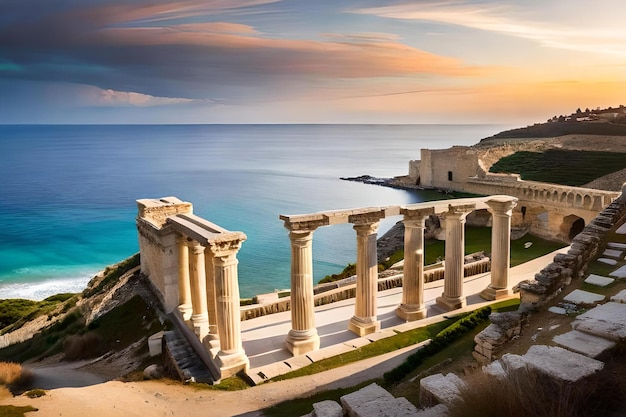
xmin=284 ymin=229 xmax=320 ymax=356
xmin=204 ymin=248 xmax=219 ymax=344
xmin=397 ymin=207 xmax=434 ymax=321
xmin=176 ymin=236 xmax=192 ymax=321
xmin=481 ymin=197 xmax=518 ymax=300
xmin=188 ymin=242 xmax=209 ymax=341
xmin=211 ymin=238 xmax=249 ymax=378
xmin=436 ymin=204 xmax=475 ymax=311
xmin=348 ymin=213 xmax=384 ymax=336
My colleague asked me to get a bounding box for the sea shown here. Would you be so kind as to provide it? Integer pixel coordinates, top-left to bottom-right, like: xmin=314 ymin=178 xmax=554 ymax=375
xmin=0 ymin=124 xmax=509 ymax=300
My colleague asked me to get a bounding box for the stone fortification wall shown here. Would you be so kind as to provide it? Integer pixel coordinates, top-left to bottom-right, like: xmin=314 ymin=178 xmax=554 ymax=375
xmin=473 ymin=183 xmax=626 ymax=364
xmin=414 ymin=146 xmax=484 ymax=189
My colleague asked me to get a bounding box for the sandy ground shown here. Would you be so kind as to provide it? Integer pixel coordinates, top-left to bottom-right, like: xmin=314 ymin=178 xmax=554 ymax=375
xmin=9 ymin=343 xmax=423 ymax=417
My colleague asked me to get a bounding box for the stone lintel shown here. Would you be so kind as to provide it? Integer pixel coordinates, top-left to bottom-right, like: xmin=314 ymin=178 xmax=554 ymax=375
xmin=137 ymin=197 xmax=193 ymax=228
xmin=280 ymin=214 xmax=329 ymax=231
xmin=446 ymin=203 xmax=476 ymax=216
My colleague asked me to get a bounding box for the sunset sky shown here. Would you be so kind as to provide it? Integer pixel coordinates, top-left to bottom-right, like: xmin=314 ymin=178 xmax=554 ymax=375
xmin=1 ymin=0 xmax=625 ymax=124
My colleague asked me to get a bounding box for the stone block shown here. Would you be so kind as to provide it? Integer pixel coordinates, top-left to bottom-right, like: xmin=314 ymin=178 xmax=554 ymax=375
xmin=608 ymin=242 xmax=626 ymax=249
xmin=602 ymin=249 xmax=623 ymax=258
xmin=553 ymin=330 xmax=616 ymax=358
xmin=341 ymin=383 xmax=418 ymax=417
xmin=311 ymin=400 xmax=343 ymax=417
xmin=482 ymin=360 xmax=506 ymax=378
xmin=548 ymin=306 xmax=568 ymax=315
xmin=416 ymin=404 xmax=449 ymax=417
xmin=609 ymin=265 xmax=626 ymax=278
xmin=419 ymin=373 xmax=465 ymax=407
xmin=597 ymin=258 xmax=618 ymax=265
xmin=563 ymin=289 xmax=605 ymax=306
xmin=521 ymin=345 xmax=603 ymax=382
xmin=610 ymin=289 xmax=626 ymax=303
xmin=573 ymin=302 xmax=626 ymax=341
xmin=584 ymin=274 xmax=615 ymax=287
xmin=615 ymin=223 xmax=626 ymax=234
xmin=500 ymin=353 xmax=527 ymax=374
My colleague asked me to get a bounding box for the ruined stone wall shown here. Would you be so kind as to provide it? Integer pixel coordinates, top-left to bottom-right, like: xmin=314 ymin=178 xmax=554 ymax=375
xmin=417 ymin=147 xmax=483 ymax=190
xmin=473 ymin=184 xmax=626 ymax=364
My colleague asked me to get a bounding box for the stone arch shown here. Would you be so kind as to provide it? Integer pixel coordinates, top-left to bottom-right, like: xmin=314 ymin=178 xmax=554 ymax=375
xmin=552 ymin=191 xmax=559 ymax=202
xmin=567 ymin=192 xmax=575 ymax=204
xmin=583 ymin=194 xmax=592 ymax=208
xmin=561 ymin=214 xmax=585 ymax=241
xmin=575 ymin=193 xmax=583 ymax=206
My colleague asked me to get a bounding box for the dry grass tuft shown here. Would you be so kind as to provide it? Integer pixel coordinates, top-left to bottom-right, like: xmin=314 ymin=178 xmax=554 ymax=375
xmin=0 ymin=362 xmax=33 ymax=394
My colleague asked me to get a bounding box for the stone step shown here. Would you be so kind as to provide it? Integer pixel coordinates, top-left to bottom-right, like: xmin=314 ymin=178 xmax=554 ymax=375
xmin=164 ymin=330 xmax=214 ymax=384
xmin=553 ymin=330 xmax=616 ymax=358
xmin=419 ymin=373 xmax=466 ymax=407
xmin=562 ymin=289 xmax=605 ymax=306
xmin=340 ymin=383 xmax=419 ymax=417
xmin=584 ymin=274 xmax=615 ymax=287
xmin=572 ymin=301 xmax=626 ymax=341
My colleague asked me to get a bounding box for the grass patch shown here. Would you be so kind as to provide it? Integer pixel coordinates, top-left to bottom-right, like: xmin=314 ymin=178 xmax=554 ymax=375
xmin=0 ymin=293 xmax=78 ymax=335
xmin=271 ymin=319 xmax=456 ymax=382
xmin=423 ymin=227 xmax=565 ymax=267
xmin=24 ymin=389 xmax=45 ymax=398
xmin=83 ymin=253 xmax=140 ymax=298
xmin=489 ymin=149 xmax=626 ymax=186
xmin=0 ymin=405 xmax=38 ymax=417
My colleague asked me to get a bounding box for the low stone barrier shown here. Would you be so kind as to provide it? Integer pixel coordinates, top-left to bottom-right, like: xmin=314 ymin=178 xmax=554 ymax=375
xmin=473 ymin=184 xmax=626 ymax=364
xmin=241 ymin=258 xmax=492 ymax=321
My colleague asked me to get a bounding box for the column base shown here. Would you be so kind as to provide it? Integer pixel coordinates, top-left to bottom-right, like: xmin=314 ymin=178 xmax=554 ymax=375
xmin=480 ymin=286 xmax=511 ymax=301
xmin=436 ymin=295 xmax=466 ymax=312
xmin=178 ymin=304 xmax=193 ymax=321
xmin=285 ymin=329 xmax=320 ymax=356
xmin=348 ymin=316 xmax=380 ymax=337
xmin=216 ymin=350 xmax=249 ymax=379
xmin=191 ymin=313 xmax=209 ymax=341
xmin=396 ymin=304 xmax=427 ymax=322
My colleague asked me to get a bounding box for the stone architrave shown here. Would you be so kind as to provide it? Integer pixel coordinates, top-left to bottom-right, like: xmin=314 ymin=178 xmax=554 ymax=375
xmin=348 ymin=211 xmax=385 ymax=336
xmin=481 ymin=197 xmax=517 ymax=301
xmin=397 ymin=207 xmax=434 ymax=321
xmin=176 ymin=236 xmax=192 ymax=321
xmin=282 ymin=219 xmax=325 ymax=356
xmin=188 ymin=242 xmax=209 ymax=340
xmin=210 ymin=237 xmax=249 ymax=378
xmin=436 ymin=204 xmax=475 ymax=311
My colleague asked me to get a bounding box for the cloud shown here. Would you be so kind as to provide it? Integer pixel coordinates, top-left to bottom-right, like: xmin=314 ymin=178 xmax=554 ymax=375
xmin=352 ymin=1 xmax=626 ymax=57
xmin=96 ymin=88 xmax=199 ymax=107
xmin=0 ymin=0 xmax=486 ymax=105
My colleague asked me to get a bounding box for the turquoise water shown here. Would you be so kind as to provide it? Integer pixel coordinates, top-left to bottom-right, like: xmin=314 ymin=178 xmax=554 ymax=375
xmin=0 ymin=124 xmax=507 ymax=299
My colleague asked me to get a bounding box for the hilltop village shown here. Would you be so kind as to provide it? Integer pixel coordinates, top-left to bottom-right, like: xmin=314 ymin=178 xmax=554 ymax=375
xmin=2 ymin=108 xmax=626 ymax=416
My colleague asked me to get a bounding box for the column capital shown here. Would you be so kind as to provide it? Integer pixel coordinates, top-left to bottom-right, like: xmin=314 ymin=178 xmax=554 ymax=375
xmin=401 ymin=206 xmax=435 ymax=222
xmin=189 ymin=242 xmax=206 ymax=255
xmin=352 ymin=221 xmax=380 ymax=236
xmin=208 ymin=235 xmax=245 ymax=258
xmin=485 ymin=197 xmax=518 ymax=216
xmin=280 ymin=215 xmax=328 ymax=233
xmin=444 ymin=203 xmax=476 ymax=219
xmin=348 ymin=209 xmax=386 ymax=226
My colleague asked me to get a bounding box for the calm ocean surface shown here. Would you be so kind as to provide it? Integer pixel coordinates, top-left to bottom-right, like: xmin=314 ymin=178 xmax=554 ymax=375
xmin=0 ymin=124 xmax=508 ymax=300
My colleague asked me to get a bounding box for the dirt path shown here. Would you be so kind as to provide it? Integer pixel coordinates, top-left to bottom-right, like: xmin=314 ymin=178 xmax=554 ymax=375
xmin=7 ymin=342 xmax=423 ymax=417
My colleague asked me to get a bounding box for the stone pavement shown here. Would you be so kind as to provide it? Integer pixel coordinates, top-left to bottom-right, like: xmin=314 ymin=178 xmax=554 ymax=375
xmin=241 ymin=247 xmax=569 ymax=384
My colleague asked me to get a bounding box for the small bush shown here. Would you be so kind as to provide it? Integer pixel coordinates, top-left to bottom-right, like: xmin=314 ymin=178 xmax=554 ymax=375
xmin=0 ymin=362 xmax=33 ymax=393
xmin=24 ymin=389 xmax=45 ymax=398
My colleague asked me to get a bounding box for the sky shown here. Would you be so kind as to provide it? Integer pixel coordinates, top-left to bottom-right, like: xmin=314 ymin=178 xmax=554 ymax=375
xmin=1 ymin=0 xmax=625 ymax=124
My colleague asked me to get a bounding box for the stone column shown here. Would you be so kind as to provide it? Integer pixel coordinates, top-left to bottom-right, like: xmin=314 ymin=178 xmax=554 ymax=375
xmin=211 ymin=237 xmax=249 ymax=378
xmin=348 ymin=212 xmax=385 ymax=336
xmin=188 ymin=242 xmax=209 ymax=341
xmin=397 ymin=207 xmax=434 ymax=321
xmin=284 ymin=229 xmax=320 ymax=356
xmin=176 ymin=236 xmax=192 ymax=321
xmin=481 ymin=197 xmax=518 ymax=300
xmin=204 ymin=249 xmax=219 ymax=344
xmin=436 ymin=204 xmax=475 ymax=311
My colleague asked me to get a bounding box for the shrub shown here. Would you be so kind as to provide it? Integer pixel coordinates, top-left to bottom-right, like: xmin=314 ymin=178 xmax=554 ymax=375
xmin=0 ymin=362 xmax=33 ymax=393
xmin=383 ymin=306 xmax=491 ymax=384
xmin=24 ymin=389 xmax=45 ymax=398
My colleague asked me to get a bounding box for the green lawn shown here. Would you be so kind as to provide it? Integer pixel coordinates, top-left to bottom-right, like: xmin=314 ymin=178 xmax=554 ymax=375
xmin=489 ymin=149 xmax=626 ymax=186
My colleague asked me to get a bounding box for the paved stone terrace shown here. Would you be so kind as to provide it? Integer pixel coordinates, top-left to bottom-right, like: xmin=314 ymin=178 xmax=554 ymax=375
xmin=241 ymin=248 xmax=568 ymax=384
